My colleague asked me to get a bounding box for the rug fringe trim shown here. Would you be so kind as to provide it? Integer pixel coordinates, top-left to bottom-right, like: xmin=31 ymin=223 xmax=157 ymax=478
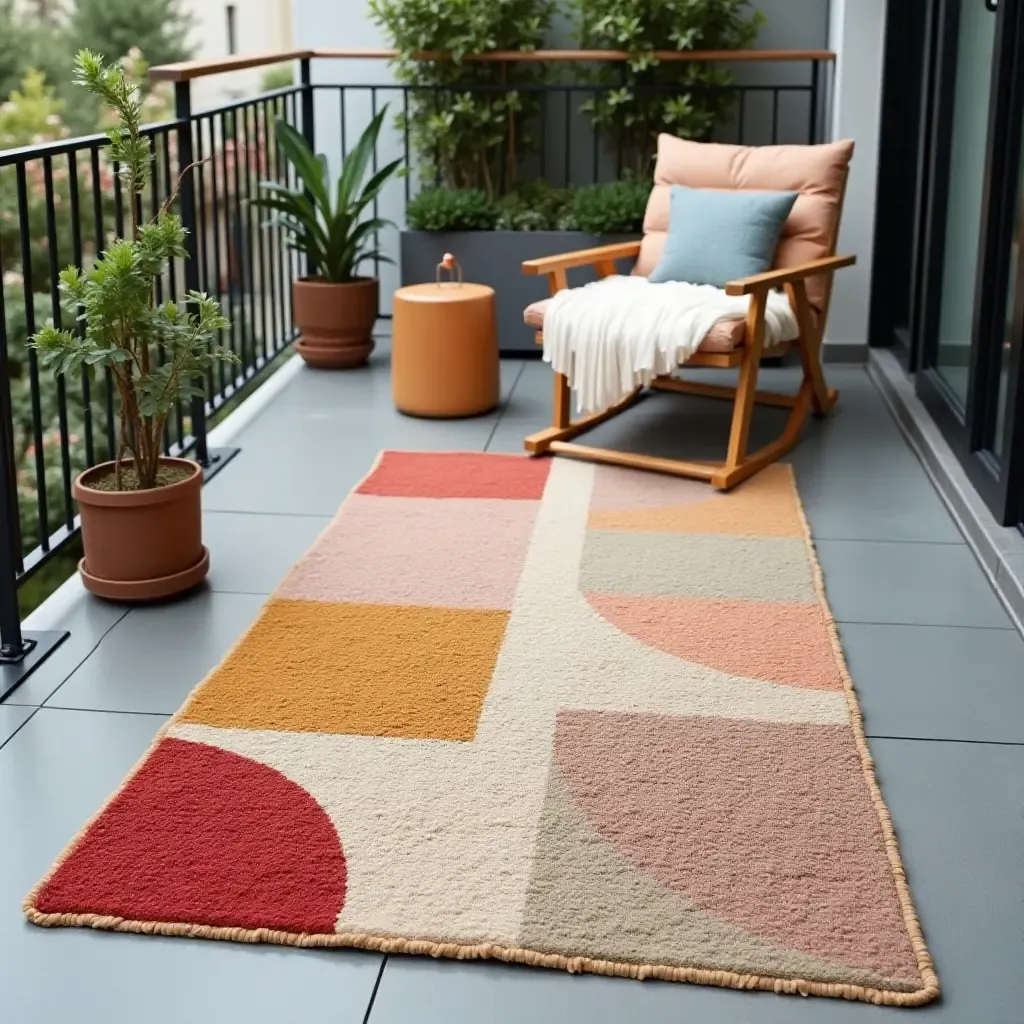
xmin=20 ymin=904 xmax=940 ymax=1006
xmin=791 ymin=464 xmax=940 ymax=1005
xmin=22 ymin=454 xmax=940 ymax=1007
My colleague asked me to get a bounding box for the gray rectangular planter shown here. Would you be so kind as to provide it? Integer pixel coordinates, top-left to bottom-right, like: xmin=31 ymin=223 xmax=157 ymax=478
xmin=400 ymin=231 xmax=637 ymax=354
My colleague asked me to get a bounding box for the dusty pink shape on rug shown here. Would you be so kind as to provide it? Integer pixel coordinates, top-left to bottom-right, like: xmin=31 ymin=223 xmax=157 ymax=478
xmin=585 ymin=593 xmax=844 ymax=690
xmin=278 ymin=495 xmax=539 ymax=610
xmin=554 ymin=710 xmax=919 ymax=979
xmin=589 ymin=464 xmax=716 ymax=511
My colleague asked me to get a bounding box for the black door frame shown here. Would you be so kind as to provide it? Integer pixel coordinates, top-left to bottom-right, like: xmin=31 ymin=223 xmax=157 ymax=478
xmin=875 ymin=0 xmax=1024 ymax=528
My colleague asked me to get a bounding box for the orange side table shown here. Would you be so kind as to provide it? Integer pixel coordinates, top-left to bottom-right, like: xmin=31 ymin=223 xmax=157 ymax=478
xmin=391 ymin=279 xmax=499 ymax=418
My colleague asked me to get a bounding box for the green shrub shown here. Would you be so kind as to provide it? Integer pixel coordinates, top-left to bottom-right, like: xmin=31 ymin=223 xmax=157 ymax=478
xmin=259 ymin=64 xmax=294 ymax=92
xmin=570 ymin=0 xmax=763 ymax=174
xmin=406 ymin=188 xmax=499 ymax=231
xmin=565 ymin=180 xmax=649 ymax=234
xmin=496 ymin=182 xmax=572 ymax=231
xmin=369 ymin=0 xmax=553 ymax=194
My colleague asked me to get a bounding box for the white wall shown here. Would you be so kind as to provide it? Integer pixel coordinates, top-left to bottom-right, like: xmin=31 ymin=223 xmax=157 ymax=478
xmin=826 ymin=0 xmax=887 ymax=351
xmin=186 ymin=0 xmax=294 ymax=112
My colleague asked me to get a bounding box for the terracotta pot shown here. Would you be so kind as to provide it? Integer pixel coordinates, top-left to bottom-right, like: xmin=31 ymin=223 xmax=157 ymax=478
xmin=74 ymin=457 xmax=209 ymax=602
xmin=292 ymin=276 xmax=378 ymax=368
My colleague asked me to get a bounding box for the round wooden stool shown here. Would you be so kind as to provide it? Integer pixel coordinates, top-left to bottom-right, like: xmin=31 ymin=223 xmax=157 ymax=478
xmin=391 ymin=268 xmax=498 ymax=418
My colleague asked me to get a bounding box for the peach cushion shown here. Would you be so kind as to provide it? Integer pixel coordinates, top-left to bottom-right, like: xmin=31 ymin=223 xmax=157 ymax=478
xmin=636 ymin=135 xmax=854 ymax=312
xmin=523 ymin=297 xmax=744 ymax=353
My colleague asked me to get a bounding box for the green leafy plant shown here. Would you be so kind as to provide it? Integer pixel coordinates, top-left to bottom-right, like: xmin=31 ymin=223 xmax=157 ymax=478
xmin=406 ymin=187 xmax=499 ymax=231
xmin=565 ymin=180 xmax=648 ymax=234
xmin=369 ymin=0 xmax=553 ymax=195
xmin=496 ymin=181 xmax=572 ymax=230
xmin=570 ymin=0 xmax=763 ymax=174
xmin=252 ymin=107 xmax=402 ymax=283
xmin=30 ymin=50 xmax=237 ymax=491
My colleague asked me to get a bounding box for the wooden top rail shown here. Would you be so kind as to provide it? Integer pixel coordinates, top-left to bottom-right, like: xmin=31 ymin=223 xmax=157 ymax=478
xmin=150 ymin=48 xmax=835 ymax=82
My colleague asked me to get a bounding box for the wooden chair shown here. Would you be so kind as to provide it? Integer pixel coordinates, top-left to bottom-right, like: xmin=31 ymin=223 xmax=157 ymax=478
xmin=521 ymin=135 xmax=856 ymax=490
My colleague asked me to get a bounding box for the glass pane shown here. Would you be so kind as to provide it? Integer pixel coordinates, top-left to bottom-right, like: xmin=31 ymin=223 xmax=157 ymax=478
xmin=935 ymin=1 xmax=997 ymax=405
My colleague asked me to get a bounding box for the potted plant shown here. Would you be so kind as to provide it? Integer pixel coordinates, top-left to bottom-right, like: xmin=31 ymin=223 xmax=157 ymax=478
xmin=253 ymin=109 xmax=402 ymax=368
xmin=31 ymin=51 xmax=238 ymax=601
xmin=401 ymin=180 xmax=648 ymax=353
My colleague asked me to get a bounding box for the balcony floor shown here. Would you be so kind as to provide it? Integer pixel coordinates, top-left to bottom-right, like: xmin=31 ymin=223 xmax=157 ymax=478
xmin=2 ymin=345 xmax=1023 ymax=1023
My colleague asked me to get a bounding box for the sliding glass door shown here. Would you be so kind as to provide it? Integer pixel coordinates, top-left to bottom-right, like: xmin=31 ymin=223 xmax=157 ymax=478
xmin=913 ymin=0 xmax=1024 ymax=527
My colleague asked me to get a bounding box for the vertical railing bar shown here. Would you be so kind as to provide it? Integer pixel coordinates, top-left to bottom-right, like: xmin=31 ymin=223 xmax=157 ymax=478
xmin=563 ymin=88 xmax=571 ymax=188
xmin=433 ymin=89 xmax=441 ymax=187
xmin=147 ymin=135 xmax=172 ymax=455
xmin=193 ymin=118 xmax=216 ymax=398
xmin=161 ymin=130 xmax=185 ymax=452
xmin=809 ymin=60 xmax=820 ymax=145
xmin=277 ymin=95 xmax=294 ymax=338
xmin=67 ymin=149 xmax=94 ymax=468
xmin=16 ymin=163 xmax=50 ymax=551
xmin=282 ymin=93 xmax=296 ymax=333
xmin=242 ymin=103 xmax=266 ymax=364
xmin=737 ymin=90 xmax=746 ymax=144
xmin=219 ymin=110 xmax=240 ymax=371
xmin=205 ymin=116 xmax=228 ymax=398
xmin=259 ymin=100 xmax=280 ymax=360
xmin=340 ymin=86 xmax=348 ymax=161
xmin=299 ymin=57 xmax=317 ymax=279
xmin=42 ymin=156 xmax=75 ymax=530
xmin=771 ymin=88 xmax=780 ymax=146
xmin=174 ymin=81 xmax=208 ymax=467
xmin=591 ymin=88 xmax=600 ymax=184
xmin=90 ymin=145 xmax=116 ymax=461
xmin=401 ymin=86 xmax=410 ymax=204
xmin=0 ymin=275 xmax=26 ymax=650
xmin=539 ymin=77 xmax=547 ymax=181
xmin=230 ymin=108 xmax=249 ymax=376
xmin=370 ymin=87 xmax=379 ymax=284
xmin=0 ymin=256 xmax=26 ymax=580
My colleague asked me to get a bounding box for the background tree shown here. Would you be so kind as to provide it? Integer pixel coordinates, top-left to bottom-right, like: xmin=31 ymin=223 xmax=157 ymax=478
xmin=66 ymin=0 xmax=194 ymax=70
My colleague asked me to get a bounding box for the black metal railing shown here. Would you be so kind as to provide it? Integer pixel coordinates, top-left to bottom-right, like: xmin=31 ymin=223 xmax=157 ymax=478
xmin=0 ymin=48 xmax=832 ymax=696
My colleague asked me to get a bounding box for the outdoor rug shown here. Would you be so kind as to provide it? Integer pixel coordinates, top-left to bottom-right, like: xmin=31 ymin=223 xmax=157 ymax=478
xmin=26 ymin=451 xmax=939 ymax=1006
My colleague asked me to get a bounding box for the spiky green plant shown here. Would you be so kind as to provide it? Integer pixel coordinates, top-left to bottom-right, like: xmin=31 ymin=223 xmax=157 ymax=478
xmin=30 ymin=50 xmax=237 ymax=490
xmin=252 ymin=108 xmax=402 ymax=283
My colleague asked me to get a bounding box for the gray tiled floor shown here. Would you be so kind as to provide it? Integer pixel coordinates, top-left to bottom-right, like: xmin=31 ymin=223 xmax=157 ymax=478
xmin=2 ymin=348 xmax=1023 ymax=1023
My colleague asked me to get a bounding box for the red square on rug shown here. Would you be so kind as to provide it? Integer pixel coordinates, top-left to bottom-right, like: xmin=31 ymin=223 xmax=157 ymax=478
xmin=358 ymin=451 xmax=550 ymax=500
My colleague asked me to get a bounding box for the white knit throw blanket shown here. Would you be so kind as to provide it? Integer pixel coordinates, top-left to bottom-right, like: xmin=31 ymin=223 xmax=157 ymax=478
xmin=542 ymin=276 xmax=799 ymax=414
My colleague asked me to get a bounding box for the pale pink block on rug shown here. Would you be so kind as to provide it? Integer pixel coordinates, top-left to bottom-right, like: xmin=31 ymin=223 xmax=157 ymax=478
xmin=554 ymin=709 xmax=920 ymax=981
xmin=278 ymin=495 xmax=539 ymax=610
xmin=585 ymin=593 xmax=844 ymax=690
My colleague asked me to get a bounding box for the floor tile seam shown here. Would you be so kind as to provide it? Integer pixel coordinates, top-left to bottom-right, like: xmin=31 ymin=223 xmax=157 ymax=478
xmin=814 ymin=537 xmax=973 ymax=548
xmin=31 ymin=705 xmax=172 ymax=718
xmin=361 ymin=956 xmax=388 ymax=1024
xmin=27 ymin=606 xmax=132 ymax=709
xmin=865 ymin=733 xmax=1024 ymax=748
xmin=203 ymin=509 xmax=334 ymax=522
xmin=834 ymin=618 xmax=1016 ymax=630
xmin=0 ymin=706 xmax=39 ymax=752
xmin=484 ymin=362 xmax=528 ymax=451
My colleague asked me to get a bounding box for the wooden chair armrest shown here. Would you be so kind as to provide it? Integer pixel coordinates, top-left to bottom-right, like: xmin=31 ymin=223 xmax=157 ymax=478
xmin=724 ymin=254 xmax=856 ymax=296
xmin=521 ymin=240 xmax=641 ymax=276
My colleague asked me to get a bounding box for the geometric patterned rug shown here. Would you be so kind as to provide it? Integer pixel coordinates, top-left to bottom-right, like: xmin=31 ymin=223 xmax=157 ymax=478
xmin=25 ymin=451 xmax=939 ymax=1005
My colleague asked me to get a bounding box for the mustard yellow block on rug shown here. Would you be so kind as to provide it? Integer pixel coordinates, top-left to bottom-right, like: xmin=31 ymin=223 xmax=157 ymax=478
xmin=181 ymin=599 xmax=508 ymax=739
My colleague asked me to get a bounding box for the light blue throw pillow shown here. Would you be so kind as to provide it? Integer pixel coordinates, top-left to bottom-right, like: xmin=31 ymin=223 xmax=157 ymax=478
xmin=647 ymin=185 xmax=798 ymax=288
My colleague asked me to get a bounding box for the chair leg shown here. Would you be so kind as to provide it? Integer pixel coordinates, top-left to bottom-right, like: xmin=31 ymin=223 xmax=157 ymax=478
xmin=786 ymin=280 xmax=837 ymax=417
xmin=719 ymin=291 xmax=767 ymax=484
xmin=553 ymin=371 xmax=571 ymax=429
